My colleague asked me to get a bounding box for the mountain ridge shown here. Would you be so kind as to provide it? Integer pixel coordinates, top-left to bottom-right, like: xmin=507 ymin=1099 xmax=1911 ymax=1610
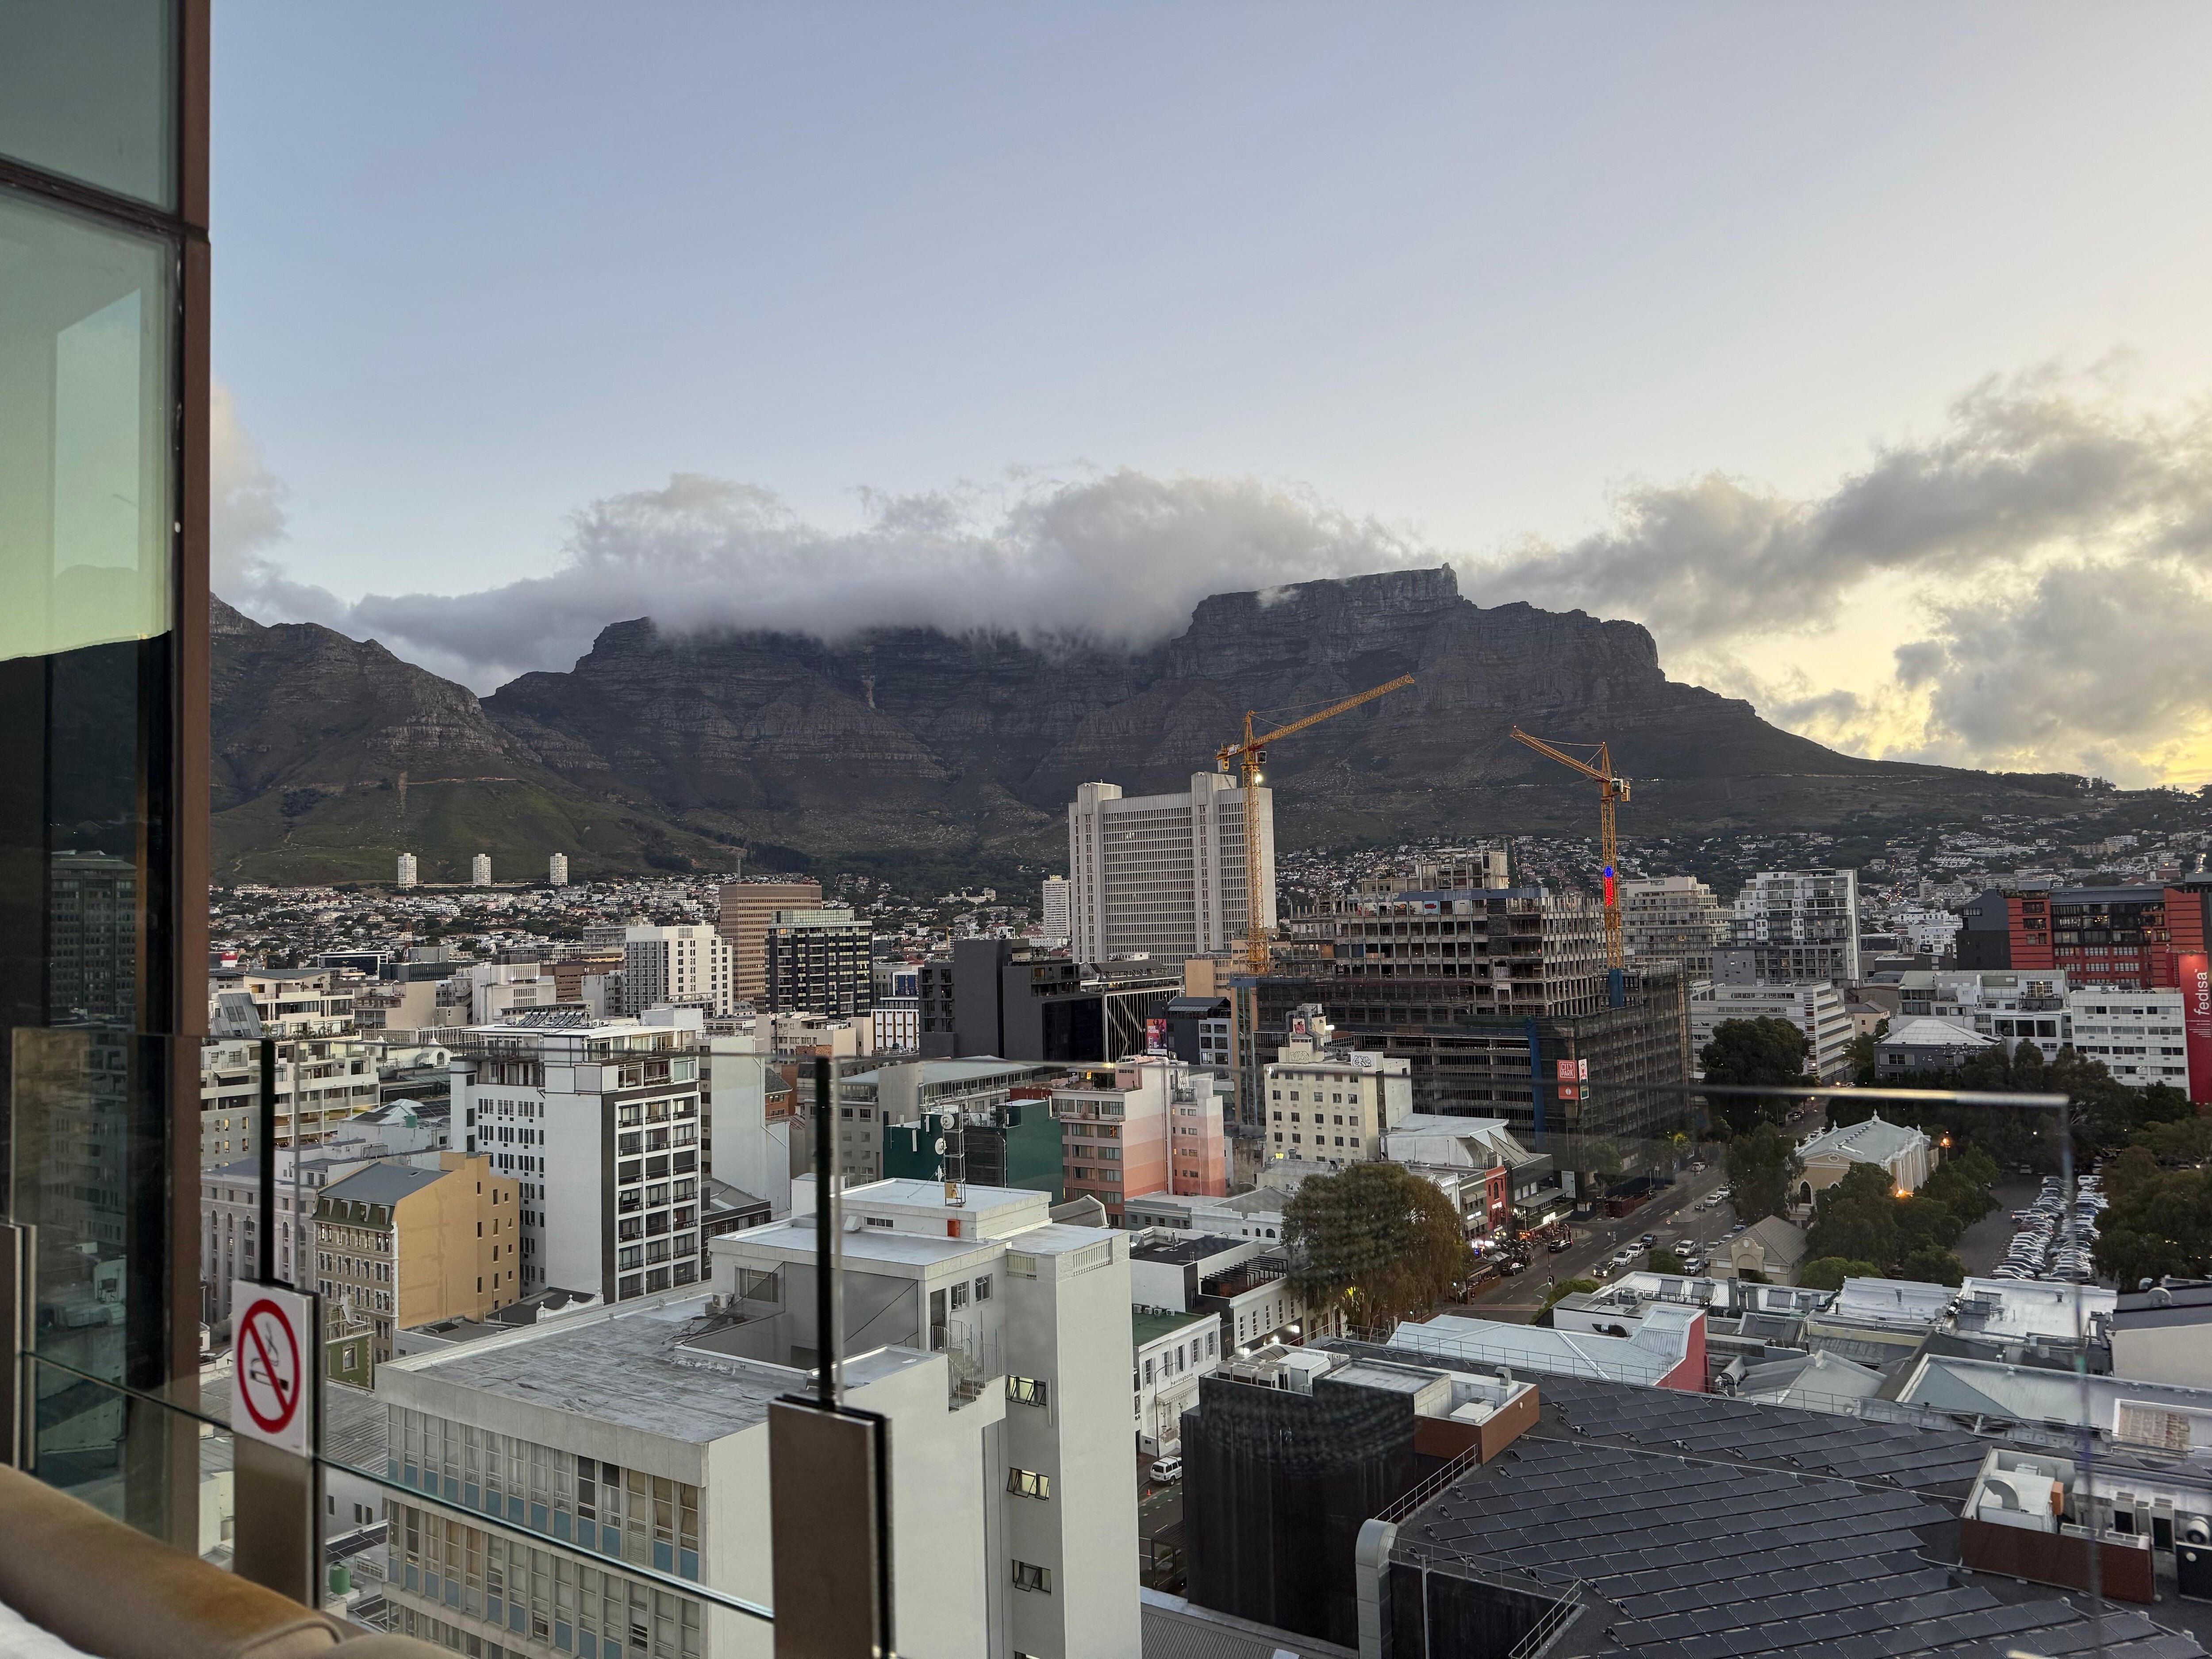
xmin=211 ymin=570 xmax=2086 ymax=884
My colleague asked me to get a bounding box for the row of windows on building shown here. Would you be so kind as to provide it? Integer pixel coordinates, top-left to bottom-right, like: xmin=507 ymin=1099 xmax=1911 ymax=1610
xmin=389 ymin=1506 xmax=700 ymax=1659
xmin=390 ymin=1414 xmax=700 ymax=1568
xmin=1137 ymin=1329 xmax=1217 ymax=1391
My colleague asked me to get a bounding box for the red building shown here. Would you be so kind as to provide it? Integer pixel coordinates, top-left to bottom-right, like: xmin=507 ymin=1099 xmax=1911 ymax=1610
xmin=2005 ymin=883 xmax=2211 ymax=990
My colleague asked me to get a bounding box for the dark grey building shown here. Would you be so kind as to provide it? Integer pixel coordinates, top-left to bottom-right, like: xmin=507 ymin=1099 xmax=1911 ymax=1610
xmin=764 ymin=910 xmax=872 ymax=1017
xmin=924 ymin=938 xmax=1179 ymax=1063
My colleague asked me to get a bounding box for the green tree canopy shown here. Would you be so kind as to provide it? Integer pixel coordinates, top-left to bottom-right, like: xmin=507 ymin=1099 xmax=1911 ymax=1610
xmin=1284 ymin=1161 xmax=1474 ymax=1331
xmin=2093 ymin=1167 xmax=2212 ymax=1288
xmin=1647 ymin=1248 xmax=1686 ymax=1275
xmin=1797 ymin=1257 xmax=1882 ymax=1292
xmin=1724 ymin=1123 xmax=1804 ymax=1225
xmin=1536 ymin=1277 xmax=1600 ymax=1318
xmin=1700 ymin=1018 xmax=1811 ymax=1135
xmin=1897 ymin=1246 xmax=1966 ymax=1287
xmin=1805 ymin=1164 xmax=1903 ymax=1268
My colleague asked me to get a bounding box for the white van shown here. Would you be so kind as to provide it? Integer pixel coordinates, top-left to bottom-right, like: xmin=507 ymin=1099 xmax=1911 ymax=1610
xmin=1149 ymin=1456 xmax=1183 ymax=1484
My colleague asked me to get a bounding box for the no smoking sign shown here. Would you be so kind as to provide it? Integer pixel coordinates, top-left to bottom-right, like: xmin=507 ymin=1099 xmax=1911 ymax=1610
xmin=231 ymin=1282 xmax=313 ymax=1453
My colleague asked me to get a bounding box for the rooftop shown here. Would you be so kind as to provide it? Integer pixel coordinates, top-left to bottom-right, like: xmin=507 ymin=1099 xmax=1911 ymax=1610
xmin=320 ymin=1162 xmax=449 ymax=1207
xmin=1795 ymin=1114 xmax=1932 ymax=1167
xmin=1878 ymin=1016 xmax=1999 ymax=1050
xmin=388 ymin=1294 xmax=931 ymax=1442
xmin=1130 ymin=1233 xmax=1249 ymax=1267
xmin=1133 ymin=1308 xmax=1214 ymax=1351
xmin=840 ymin=1056 xmax=1056 ymax=1088
xmin=1390 ymin=1374 xmax=2204 ymax=1659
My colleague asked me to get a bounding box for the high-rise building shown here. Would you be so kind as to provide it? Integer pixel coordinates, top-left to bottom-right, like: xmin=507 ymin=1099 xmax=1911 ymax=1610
xmin=1730 ymin=868 xmax=1861 ymax=984
xmin=622 ymin=922 xmax=734 ymax=1017
xmin=1067 ymin=773 xmax=1273 ymax=964
xmin=547 ymin=852 xmax=568 ymax=886
xmin=1621 ymin=874 xmax=1731 ymax=981
xmin=396 ymin=851 xmax=419 ymax=887
xmin=314 ymin=1151 xmax=518 ymax=1377
xmin=716 ymin=877 xmax=822 ymax=1002
xmin=0 ymin=0 xmax=212 ymax=1535
xmin=1247 ymin=877 xmax=1692 ymax=1184
xmin=450 ymin=1014 xmax=707 ymax=1302
xmin=471 ymin=852 xmax=493 ymax=886
xmin=2001 ymin=876 xmax=2212 ymax=991
xmin=1041 ymin=873 xmax=1071 ymax=943
xmin=763 ymin=906 xmax=872 ymax=1017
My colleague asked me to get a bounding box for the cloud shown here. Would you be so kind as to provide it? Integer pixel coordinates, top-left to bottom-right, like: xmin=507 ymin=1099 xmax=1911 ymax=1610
xmin=260 ymin=469 xmax=1432 ymax=690
xmin=218 ymin=366 xmax=2212 ymax=785
xmin=1467 ymin=371 xmax=2212 ymax=649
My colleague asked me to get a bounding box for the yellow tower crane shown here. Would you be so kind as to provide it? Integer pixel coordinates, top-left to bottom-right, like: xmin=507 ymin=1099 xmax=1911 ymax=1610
xmin=1509 ymin=726 xmax=1630 ymax=1005
xmin=1219 ymin=675 xmax=1414 ymax=974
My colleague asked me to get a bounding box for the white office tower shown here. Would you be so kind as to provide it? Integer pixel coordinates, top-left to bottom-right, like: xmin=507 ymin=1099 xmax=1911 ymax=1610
xmin=471 ymin=852 xmax=492 ymax=887
xmin=623 ymin=922 xmax=735 ymax=1017
xmin=1067 ymin=773 xmax=1274 ymax=964
xmin=1040 ymin=875 xmax=1071 ymax=943
xmin=712 ymin=1181 xmax=1141 ymax=1659
xmin=450 ymin=1014 xmax=707 ymax=1301
xmin=548 ymin=852 xmax=569 ymax=886
xmin=395 ymin=852 xmax=419 ymax=888
xmin=376 ymin=1290 xmax=999 ymax=1659
xmin=1731 ymin=867 xmax=1862 ymax=984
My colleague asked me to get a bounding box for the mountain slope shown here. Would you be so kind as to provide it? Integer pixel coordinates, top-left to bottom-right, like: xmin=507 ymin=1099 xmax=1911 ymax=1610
xmin=480 ymin=566 xmax=2079 ymax=861
xmin=208 ymin=599 xmax=733 ymax=883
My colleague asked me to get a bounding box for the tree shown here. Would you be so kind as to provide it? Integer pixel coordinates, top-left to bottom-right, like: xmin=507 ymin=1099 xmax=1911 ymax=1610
xmin=2093 ymin=1167 xmax=2212 ymax=1288
xmin=1700 ymin=1018 xmax=1811 ymax=1135
xmin=1284 ymin=1161 xmax=1474 ymax=1330
xmin=2135 ymin=1114 xmax=2212 ymax=1166
xmin=1648 ymin=1248 xmax=1686 ymax=1274
xmin=1897 ymin=1246 xmax=1966 ymax=1287
xmin=1797 ymin=1257 xmax=1882 ymax=1292
xmin=1724 ymin=1123 xmax=1804 ymax=1225
xmin=1585 ymin=1138 xmax=1625 ymax=1193
xmin=1805 ymin=1164 xmax=1902 ymax=1269
xmin=1536 ymin=1277 xmax=1600 ymax=1318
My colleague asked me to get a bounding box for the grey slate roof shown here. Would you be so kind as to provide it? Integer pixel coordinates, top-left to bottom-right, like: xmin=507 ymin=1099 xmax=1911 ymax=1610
xmin=321 ymin=1162 xmax=448 ymax=1207
xmin=1392 ymin=1376 xmax=2206 ymax=1659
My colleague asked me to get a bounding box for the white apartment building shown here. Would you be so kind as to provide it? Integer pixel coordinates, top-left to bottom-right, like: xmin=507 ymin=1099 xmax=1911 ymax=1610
xmin=704 ymin=1036 xmax=793 ymax=1220
xmin=376 ymin=1290 xmax=1001 ymax=1659
xmin=1066 ymin=773 xmax=1274 ymax=964
xmin=548 ymin=853 xmax=569 ymax=886
xmin=200 ymin=1033 xmax=380 ymax=1160
xmin=624 ymin=923 xmax=735 ymax=1018
xmin=2067 ymin=986 xmax=2191 ymax=1089
xmin=711 ymin=1180 xmax=1141 ymax=1659
xmin=1132 ymin=1306 xmax=1218 ymax=1457
xmin=1259 ymin=1018 xmax=1413 ymax=1168
xmin=1889 ymin=904 xmax=1962 ymax=958
xmin=1040 ymin=874 xmax=1071 ymax=944
xmin=451 ymin=1014 xmax=707 ymax=1303
xmin=471 ymin=853 xmax=493 ymax=887
xmin=1621 ymin=875 xmax=1732 ymax=981
xmin=1897 ymin=969 xmax=2072 ymax=1062
xmin=396 ymin=852 xmax=419 ymax=888
xmin=1731 ymin=868 xmax=1862 ymax=984
xmin=1689 ymin=980 xmax=1857 ymax=1084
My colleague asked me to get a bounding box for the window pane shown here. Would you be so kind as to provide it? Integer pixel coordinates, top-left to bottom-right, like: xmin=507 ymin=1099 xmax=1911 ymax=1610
xmin=0 ymin=0 xmax=177 ymax=208
xmin=0 ymin=187 xmax=174 ymax=663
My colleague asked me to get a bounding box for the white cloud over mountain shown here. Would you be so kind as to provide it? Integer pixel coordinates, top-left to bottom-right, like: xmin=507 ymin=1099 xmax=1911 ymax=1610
xmin=221 ymin=367 xmax=2212 ymax=788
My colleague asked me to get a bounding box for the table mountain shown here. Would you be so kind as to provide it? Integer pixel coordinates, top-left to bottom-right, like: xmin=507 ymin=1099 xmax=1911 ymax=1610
xmin=211 ymin=569 xmax=2085 ymax=883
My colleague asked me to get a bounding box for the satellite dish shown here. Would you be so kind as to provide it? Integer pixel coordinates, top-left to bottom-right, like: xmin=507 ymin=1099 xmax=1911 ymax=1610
xmin=933 ymin=1137 xmax=948 ymax=1155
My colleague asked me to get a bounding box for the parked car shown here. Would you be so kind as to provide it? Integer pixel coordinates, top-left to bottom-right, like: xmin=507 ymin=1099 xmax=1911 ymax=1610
xmin=1149 ymin=1456 xmax=1183 ymax=1484
xmin=1640 ymin=1233 xmax=1657 ymax=1246
xmin=1548 ymin=1237 xmax=1571 ymax=1254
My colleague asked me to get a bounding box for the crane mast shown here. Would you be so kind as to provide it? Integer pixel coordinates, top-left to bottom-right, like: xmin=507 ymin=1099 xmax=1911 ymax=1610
xmin=1218 ymin=675 xmax=1414 ymax=975
xmin=1509 ymin=726 xmax=1631 ymax=1005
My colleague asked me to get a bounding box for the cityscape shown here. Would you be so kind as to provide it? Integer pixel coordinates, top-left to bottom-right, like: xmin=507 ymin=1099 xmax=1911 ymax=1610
xmin=7 ymin=9 xmax=2212 ymax=1659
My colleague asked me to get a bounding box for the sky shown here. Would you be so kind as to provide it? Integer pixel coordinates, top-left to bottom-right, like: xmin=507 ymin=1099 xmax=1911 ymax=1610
xmin=211 ymin=2 xmax=2212 ymax=787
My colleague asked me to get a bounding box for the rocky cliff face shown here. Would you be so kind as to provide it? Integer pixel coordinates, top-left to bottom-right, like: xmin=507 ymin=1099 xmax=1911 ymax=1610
xmin=475 ymin=565 xmax=2022 ymax=864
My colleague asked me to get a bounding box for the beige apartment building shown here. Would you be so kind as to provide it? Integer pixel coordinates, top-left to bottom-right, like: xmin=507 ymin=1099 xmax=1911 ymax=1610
xmin=718 ymin=879 xmax=823 ymax=1002
xmin=315 ymin=1151 xmax=517 ymax=1379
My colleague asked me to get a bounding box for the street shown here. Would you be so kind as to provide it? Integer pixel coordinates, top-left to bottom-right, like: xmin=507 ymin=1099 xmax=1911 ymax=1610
xmin=1451 ymin=1159 xmax=1735 ymax=1321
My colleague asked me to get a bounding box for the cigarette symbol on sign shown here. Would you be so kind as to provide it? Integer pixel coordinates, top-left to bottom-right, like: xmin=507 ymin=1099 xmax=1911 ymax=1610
xmin=237 ymin=1297 xmax=302 ymax=1436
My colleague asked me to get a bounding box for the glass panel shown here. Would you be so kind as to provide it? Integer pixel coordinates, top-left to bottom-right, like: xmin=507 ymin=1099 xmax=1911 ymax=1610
xmin=0 ymin=185 xmax=176 ymax=663
xmin=0 ymin=0 xmax=177 ymax=208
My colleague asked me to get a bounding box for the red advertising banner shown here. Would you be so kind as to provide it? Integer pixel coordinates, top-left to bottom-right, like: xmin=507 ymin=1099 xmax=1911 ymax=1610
xmin=2181 ymin=952 xmax=2212 ymax=1106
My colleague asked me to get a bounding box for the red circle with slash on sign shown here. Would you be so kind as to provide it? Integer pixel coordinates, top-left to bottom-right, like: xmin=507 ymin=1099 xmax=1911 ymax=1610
xmin=237 ymin=1296 xmax=303 ymax=1436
